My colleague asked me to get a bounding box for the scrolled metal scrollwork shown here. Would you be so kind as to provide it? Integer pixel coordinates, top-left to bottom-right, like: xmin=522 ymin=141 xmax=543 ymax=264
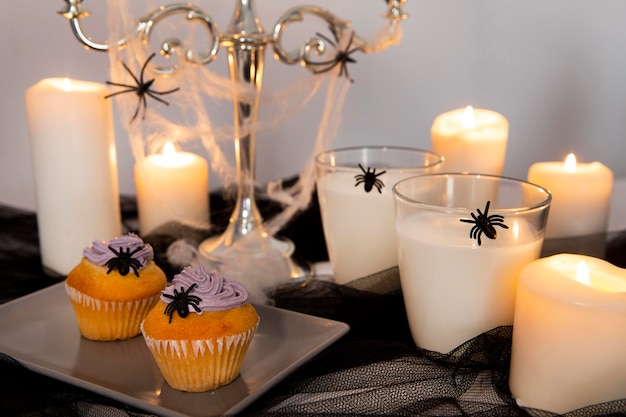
xmin=270 ymin=1 xmax=407 ymax=76
xmin=136 ymin=4 xmax=220 ymax=75
xmin=60 ymin=0 xmax=407 ymax=76
xmin=270 ymin=6 xmax=354 ymax=69
xmin=59 ymin=0 xmax=221 ymax=75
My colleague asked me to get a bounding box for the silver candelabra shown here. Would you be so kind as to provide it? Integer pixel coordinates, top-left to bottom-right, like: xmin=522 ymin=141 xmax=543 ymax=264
xmin=58 ymin=0 xmax=408 ymax=287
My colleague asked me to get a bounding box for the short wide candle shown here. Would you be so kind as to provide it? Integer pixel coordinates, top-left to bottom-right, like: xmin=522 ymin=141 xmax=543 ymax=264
xmin=135 ymin=142 xmax=209 ymax=235
xmin=25 ymin=78 xmax=122 ymax=275
xmin=509 ymin=254 xmax=626 ymax=413
xmin=527 ymin=153 xmax=613 ymax=238
xmin=431 ymin=106 xmax=509 ymax=175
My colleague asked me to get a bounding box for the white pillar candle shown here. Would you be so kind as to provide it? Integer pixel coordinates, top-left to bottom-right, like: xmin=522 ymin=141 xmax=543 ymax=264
xmin=397 ymin=213 xmax=543 ymax=353
xmin=509 ymin=254 xmax=626 ymax=414
xmin=135 ymin=142 xmax=209 ymax=235
xmin=527 ymin=153 xmax=613 ymax=238
xmin=25 ymin=78 xmax=122 ymax=276
xmin=431 ymin=106 xmax=509 ymax=175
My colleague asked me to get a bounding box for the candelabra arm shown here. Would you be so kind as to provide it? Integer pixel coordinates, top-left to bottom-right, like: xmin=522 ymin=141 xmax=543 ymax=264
xmin=137 ymin=4 xmax=221 ymax=75
xmin=271 ymin=6 xmax=350 ymax=66
xmin=58 ymin=0 xmax=124 ymax=51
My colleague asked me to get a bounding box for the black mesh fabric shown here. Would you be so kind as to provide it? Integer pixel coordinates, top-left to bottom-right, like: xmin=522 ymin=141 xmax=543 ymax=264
xmin=240 ymin=272 xmax=626 ymax=417
xmin=2 ymin=190 xmax=626 ymax=417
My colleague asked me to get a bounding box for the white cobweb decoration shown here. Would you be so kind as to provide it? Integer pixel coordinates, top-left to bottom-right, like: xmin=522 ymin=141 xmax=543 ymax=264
xmin=104 ymin=0 xmax=405 ymax=303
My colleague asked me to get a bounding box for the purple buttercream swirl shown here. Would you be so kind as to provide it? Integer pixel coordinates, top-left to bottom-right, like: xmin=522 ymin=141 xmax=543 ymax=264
xmin=83 ymin=233 xmax=153 ymax=269
xmin=161 ymin=264 xmax=248 ymax=312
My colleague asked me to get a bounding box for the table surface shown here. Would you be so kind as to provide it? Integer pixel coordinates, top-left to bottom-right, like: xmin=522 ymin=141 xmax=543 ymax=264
xmin=2 ymin=180 xmax=626 ymax=417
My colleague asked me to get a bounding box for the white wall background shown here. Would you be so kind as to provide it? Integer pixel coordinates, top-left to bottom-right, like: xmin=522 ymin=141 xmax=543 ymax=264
xmin=2 ymin=0 xmax=626 ymax=211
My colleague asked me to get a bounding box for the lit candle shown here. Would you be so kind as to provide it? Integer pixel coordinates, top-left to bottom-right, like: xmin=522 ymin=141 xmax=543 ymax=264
xmin=25 ymin=78 xmax=122 ymax=276
xmin=509 ymin=254 xmax=626 ymax=413
xmin=134 ymin=142 xmax=209 ymax=235
xmin=527 ymin=153 xmax=613 ymax=238
xmin=431 ymin=106 xmax=509 ymax=175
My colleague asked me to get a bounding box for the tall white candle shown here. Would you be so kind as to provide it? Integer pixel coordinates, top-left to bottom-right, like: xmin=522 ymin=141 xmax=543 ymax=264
xmin=397 ymin=212 xmax=542 ymax=353
xmin=25 ymin=78 xmax=122 ymax=276
xmin=431 ymin=106 xmax=509 ymax=175
xmin=510 ymin=254 xmax=626 ymax=413
xmin=527 ymin=153 xmax=613 ymax=238
xmin=135 ymin=142 xmax=209 ymax=235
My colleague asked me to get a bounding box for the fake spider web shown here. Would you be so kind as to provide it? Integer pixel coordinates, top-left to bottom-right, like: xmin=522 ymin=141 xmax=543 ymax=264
xmin=103 ymin=0 xmax=404 ymax=301
xmin=105 ymin=0 xmax=403 ymax=231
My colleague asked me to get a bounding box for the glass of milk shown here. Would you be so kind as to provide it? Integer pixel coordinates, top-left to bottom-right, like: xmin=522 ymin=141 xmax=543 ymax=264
xmin=393 ymin=173 xmax=551 ymax=353
xmin=315 ymin=146 xmax=443 ymax=285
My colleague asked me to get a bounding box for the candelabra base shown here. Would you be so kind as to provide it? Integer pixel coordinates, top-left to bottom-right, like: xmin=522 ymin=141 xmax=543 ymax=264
xmin=198 ymin=232 xmax=313 ymax=295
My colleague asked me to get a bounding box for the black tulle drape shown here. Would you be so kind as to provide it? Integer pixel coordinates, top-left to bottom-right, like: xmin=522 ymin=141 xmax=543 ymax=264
xmin=2 ymin=185 xmax=626 ymax=417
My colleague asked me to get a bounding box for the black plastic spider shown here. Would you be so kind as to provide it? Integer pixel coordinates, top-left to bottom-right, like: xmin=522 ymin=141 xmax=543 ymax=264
xmin=105 ymin=246 xmax=144 ymax=277
xmin=354 ymin=163 xmax=387 ymax=193
xmin=460 ymin=201 xmax=509 ymax=246
xmin=310 ymin=27 xmax=362 ymax=82
xmin=105 ymin=53 xmax=179 ymax=122
xmin=163 ymin=283 xmax=202 ymax=323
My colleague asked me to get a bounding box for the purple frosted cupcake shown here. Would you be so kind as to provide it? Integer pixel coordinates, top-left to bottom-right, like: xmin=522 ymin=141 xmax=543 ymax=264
xmin=65 ymin=233 xmax=167 ymax=341
xmin=141 ymin=264 xmax=259 ymax=392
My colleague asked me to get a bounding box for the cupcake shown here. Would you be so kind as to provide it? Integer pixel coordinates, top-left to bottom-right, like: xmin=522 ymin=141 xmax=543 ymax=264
xmin=65 ymin=233 xmax=167 ymax=341
xmin=141 ymin=264 xmax=259 ymax=392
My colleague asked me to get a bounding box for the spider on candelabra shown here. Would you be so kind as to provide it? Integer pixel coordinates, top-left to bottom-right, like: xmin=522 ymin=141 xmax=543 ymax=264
xmin=105 ymin=53 xmax=180 ymax=122
xmin=310 ymin=27 xmax=362 ymax=83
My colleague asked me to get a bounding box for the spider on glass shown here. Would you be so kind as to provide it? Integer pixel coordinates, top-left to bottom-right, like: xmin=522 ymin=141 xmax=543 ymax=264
xmin=105 ymin=245 xmax=144 ymax=277
xmin=460 ymin=201 xmax=509 ymax=246
xmin=310 ymin=27 xmax=362 ymax=82
xmin=354 ymin=163 xmax=387 ymax=193
xmin=163 ymin=283 xmax=202 ymax=323
xmin=105 ymin=53 xmax=179 ymax=122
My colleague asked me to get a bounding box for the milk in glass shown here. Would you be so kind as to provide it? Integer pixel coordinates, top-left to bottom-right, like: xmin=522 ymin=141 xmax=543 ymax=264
xmin=318 ymin=171 xmax=408 ymax=284
xmin=397 ymin=212 xmax=543 ymax=353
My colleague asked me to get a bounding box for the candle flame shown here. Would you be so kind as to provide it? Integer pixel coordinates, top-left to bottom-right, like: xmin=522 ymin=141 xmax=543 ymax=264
xmin=564 ymin=153 xmax=577 ymax=173
xmin=462 ymin=106 xmax=476 ymax=129
xmin=575 ymin=260 xmax=591 ymax=286
xmin=61 ymin=78 xmax=73 ymax=92
xmin=162 ymin=141 xmax=176 ymax=158
xmin=157 ymin=141 xmax=194 ymax=167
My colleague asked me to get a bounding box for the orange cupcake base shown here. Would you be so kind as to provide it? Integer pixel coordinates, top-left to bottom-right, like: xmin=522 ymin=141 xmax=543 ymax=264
xmin=142 ymin=325 xmax=258 ymax=392
xmin=66 ymin=283 xmax=160 ymax=341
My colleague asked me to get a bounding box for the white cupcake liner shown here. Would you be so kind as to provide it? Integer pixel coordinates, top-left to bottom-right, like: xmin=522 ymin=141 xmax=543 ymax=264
xmin=65 ymin=282 xmax=156 ymax=312
xmin=65 ymin=282 xmax=159 ymax=340
xmin=141 ymin=321 xmax=259 ymax=392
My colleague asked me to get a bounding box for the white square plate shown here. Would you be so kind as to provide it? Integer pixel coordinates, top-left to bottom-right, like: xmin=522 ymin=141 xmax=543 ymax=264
xmin=0 ymin=282 xmax=349 ymax=416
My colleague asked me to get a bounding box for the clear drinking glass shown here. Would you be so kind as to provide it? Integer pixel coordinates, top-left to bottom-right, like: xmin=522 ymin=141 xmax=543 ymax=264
xmin=393 ymin=173 xmax=551 ymax=353
xmin=315 ymin=146 xmax=443 ymax=285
